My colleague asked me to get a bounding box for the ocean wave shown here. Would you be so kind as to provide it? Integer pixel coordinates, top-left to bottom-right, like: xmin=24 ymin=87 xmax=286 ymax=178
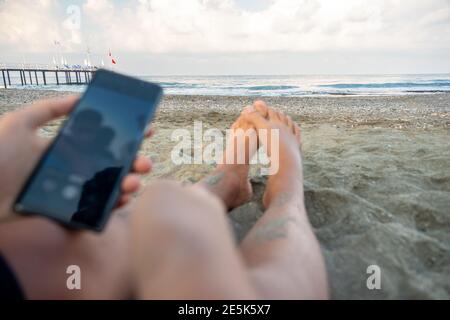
xmin=319 ymin=82 xmax=450 ymax=89
xmin=246 ymin=85 xmax=298 ymax=91
xmin=157 ymin=82 xmax=200 ymax=88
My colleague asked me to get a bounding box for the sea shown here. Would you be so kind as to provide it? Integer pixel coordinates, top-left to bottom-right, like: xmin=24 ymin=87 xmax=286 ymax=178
xmin=6 ymin=74 xmax=450 ymax=97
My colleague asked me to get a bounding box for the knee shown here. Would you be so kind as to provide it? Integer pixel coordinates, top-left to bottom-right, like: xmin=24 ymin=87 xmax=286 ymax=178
xmin=132 ymin=180 xmax=228 ymax=249
xmin=136 ymin=180 xmax=226 ymax=218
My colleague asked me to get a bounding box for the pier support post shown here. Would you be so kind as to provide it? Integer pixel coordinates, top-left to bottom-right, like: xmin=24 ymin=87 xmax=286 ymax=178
xmin=7 ymin=70 xmax=11 ymax=85
xmin=42 ymin=71 xmax=47 ymax=85
xmin=29 ymin=71 xmax=33 ymax=85
xmin=55 ymin=71 xmax=59 ymax=85
xmin=1 ymin=70 xmax=6 ymax=89
xmin=34 ymin=71 xmax=39 ymax=85
xmin=23 ymin=71 xmax=27 ymax=85
xmin=20 ymin=71 xmax=24 ymax=85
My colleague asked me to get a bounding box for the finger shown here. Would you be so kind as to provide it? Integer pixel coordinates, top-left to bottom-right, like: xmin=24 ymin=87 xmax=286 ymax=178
xmin=253 ymin=100 xmax=269 ymax=118
xmin=121 ymin=174 xmax=141 ymax=194
xmin=145 ymin=127 xmax=155 ymax=138
xmin=116 ymin=195 xmax=132 ymax=208
xmin=132 ymin=156 xmax=152 ymax=174
xmin=22 ymin=95 xmax=79 ymax=128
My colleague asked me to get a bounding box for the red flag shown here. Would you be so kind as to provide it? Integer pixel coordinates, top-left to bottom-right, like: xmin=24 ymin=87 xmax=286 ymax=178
xmin=109 ymin=49 xmax=117 ymax=64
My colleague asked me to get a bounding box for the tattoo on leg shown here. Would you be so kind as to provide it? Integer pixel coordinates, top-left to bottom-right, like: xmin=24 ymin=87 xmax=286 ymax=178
xmin=204 ymin=171 xmax=226 ymax=187
xmin=250 ymin=216 xmax=297 ymax=244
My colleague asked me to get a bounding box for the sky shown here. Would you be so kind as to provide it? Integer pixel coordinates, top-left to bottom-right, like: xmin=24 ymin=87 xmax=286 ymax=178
xmin=0 ymin=0 xmax=449 ymax=75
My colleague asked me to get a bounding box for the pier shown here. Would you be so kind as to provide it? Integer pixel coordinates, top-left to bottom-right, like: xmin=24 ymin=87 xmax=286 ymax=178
xmin=0 ymin=64 xmax=96 ymax=89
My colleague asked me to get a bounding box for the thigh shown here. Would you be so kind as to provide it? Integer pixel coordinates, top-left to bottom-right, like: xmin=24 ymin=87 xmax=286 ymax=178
xmin=132 ymin=181 xmax=256 ymax=299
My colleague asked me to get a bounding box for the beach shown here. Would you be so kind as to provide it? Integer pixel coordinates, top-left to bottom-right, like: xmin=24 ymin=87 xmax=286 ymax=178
xmin=1 ymin=88 xmax=449 ymax=299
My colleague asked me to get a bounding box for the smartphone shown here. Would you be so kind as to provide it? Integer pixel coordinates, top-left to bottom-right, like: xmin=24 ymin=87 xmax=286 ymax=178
xmin=14 ymin=69 xmax=163 ymax=231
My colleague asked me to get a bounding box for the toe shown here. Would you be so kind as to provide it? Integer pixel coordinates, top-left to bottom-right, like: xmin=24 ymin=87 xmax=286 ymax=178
xmin=275 ymin=110 xmax=286 ymax=123
xmin=286 ymin=115 xmax=295 ymax=134
xmin=231 ymin=119 xmax=239 ymax=130
xmin=242 ymin=105 xmax=253 ymax=115
xmin=243 ymin=110 xmax=270 ymax=130
xmin=294 ymin=123 xmax=302 ymax=143
xmin=253 ymin=100 xmax=269 ymax=118
xmin=279 ymin=111 xmax=288 ymax=122
xmin=232 ymin=111 xmax=247 ymax=129
xmin=267 ymin=107 xmax=279 ymax=122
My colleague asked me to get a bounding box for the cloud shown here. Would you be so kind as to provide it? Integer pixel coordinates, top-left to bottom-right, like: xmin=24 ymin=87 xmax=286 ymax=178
xmin=0 ymin=0 xmax=449 ymax=55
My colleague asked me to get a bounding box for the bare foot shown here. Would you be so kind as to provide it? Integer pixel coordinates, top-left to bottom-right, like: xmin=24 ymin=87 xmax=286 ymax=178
xmin=243 ymin=101 xmax=303 ymax=209
xmin=200 ymin=111 xmax=259 ymax=210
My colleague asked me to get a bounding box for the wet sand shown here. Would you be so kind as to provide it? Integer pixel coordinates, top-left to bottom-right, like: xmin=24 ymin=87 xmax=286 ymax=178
xmin=1 ymin=89 xmax=449 ymax=299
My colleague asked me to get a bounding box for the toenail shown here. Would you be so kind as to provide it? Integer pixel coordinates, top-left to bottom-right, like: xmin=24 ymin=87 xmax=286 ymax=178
xmin=243 ymin=105 xmax=256 ymax=114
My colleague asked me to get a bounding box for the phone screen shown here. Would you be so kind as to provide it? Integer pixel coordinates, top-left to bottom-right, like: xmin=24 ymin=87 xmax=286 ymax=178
xmin=15 ymin=70 xmax=162 ymax=231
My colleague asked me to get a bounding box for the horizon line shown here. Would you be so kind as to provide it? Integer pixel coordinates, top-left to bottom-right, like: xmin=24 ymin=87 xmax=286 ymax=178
xmin=133 ymin=73 xmax=450 ymax=77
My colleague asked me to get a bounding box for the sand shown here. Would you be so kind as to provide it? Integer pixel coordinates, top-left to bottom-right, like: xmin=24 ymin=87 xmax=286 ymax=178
xmin=1 ymin=89 xmax=449 ymax=299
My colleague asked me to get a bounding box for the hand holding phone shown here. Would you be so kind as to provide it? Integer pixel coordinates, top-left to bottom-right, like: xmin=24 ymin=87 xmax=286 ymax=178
xmin=13 ymin=70 xmax=163 ymax=231
xmin=0 ymin=96 xmax=77 ymax=222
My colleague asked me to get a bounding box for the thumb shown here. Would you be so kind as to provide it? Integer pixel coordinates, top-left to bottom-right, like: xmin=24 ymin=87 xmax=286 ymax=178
xmin=21 ymin=95 xmax=79 ymax=128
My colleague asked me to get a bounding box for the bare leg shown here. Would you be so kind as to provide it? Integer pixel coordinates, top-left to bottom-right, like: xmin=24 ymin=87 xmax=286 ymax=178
xmin=0 ymin=208 xmax=134 ymax=300
xmin=198 ymin=101 xmax=328 ymax=299
xmin=132 ymin=181 xmax=256 ymax=299
xmin=239 ymin=102 xmax=329 ymax=299
xmin=199 ymin=114 xmax=258 ymax=210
